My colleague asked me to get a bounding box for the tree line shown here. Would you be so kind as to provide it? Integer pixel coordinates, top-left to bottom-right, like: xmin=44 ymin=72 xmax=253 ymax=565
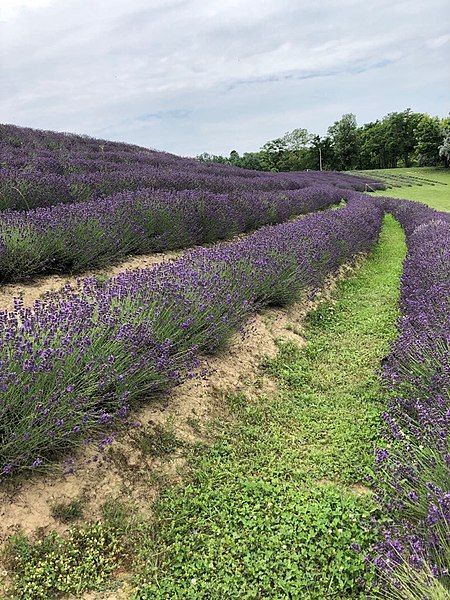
xmin=198 ymin=109 xmax=450 ymax=172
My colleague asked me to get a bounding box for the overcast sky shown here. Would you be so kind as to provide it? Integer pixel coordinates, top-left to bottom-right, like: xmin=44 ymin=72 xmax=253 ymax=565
xmin=1 ymin=0 xmax=449 ymax=156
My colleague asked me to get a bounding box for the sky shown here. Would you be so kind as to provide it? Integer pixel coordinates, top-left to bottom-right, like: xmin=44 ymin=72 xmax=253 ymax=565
xmin=1 ymin=0 xmax=449 ymax=156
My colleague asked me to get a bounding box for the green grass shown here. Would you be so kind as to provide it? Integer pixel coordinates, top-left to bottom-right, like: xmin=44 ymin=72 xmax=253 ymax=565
xmin=354 ymin=167 xmax=450 ymax=212
xmin=131 ymin=215 xmax=406 ymax=599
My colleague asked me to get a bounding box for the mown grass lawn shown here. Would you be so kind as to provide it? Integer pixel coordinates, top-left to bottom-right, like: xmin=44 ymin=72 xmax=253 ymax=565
xmin=363 ymin=167 xmax=450 ymax=212
xmin=133 ymin=215 xmax=406 ymax=599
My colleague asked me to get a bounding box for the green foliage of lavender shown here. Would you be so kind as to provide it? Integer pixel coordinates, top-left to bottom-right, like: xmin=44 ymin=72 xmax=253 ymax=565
xmin=370 ymin=198 xmax=450 ymax=596
xmin=0 ymin=186 xmax=346 ymax=283
xmin=0 ymin=192 xmax=383 ymax=477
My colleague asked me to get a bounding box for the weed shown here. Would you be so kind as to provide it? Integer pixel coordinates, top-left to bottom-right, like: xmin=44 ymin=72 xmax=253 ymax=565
xmin=4 ymin=523 xmax=125 ymax=599
xmin=50 ymin=498 xmax=84 ymax=524
xmin=130 ymin=423 xmax=184 ymax=458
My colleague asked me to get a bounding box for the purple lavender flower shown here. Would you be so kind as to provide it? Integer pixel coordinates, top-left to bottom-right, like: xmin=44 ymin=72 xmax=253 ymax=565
xmin=0 ymin=194 xmax=383 ymax=475
xmin=370 ymin=196 xmax=450 ymax=596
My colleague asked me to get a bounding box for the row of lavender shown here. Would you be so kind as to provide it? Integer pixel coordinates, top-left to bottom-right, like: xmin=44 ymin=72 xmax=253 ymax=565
xmin=0 ymin=185 xmax=345 ymax=283
xmin=0 ymin=193 xmax=383 ymax=477
xmin=0 ymin=124 xmax=385 ymax=211
xmin=371 ymin=198 xmax=450 ymax=597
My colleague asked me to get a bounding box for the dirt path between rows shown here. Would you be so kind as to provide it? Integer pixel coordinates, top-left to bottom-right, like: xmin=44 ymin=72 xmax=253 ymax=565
xmin=0 ymin=215 xmax=310 ymax=313
xmin=0 ymin=251 xmax=182 ymax=312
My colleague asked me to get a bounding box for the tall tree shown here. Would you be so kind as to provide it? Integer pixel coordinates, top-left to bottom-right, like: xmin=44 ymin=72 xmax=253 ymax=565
xmin=327 ymin=114 xmax=359 ymax=170
xmin=260 ymin=128 xmax=313 ymax=171
xmin=439 ymin=130 xmax=450 ymax=168
xmin=382 ymin=109 xmax=422 ymax=167
xmin=309 ymin=135 xmax=336 ymax=170
xmin=414 ymin=115 xmax=446 ymax=166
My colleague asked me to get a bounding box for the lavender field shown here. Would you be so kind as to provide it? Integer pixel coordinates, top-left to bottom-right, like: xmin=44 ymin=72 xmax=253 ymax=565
xmin=0 ymin=125 xmax=448 ymax=600
xmin=0 ymin=125 xmax=385 ymax=283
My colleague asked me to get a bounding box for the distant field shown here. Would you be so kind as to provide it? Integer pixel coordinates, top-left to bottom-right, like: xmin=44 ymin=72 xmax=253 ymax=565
xmin=350 ymin=167 xmax=450 ymax=211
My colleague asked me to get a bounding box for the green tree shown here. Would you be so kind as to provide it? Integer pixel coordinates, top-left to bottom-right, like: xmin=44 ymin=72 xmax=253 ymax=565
xmin=259 ymin=137 xmax=288 ymax=171
xmin=358 ymin=122 xmax=382 ymax=169
xmin=227 ymin=150 xmax=267 ymax=171
xmin=260 ymin=128 xmax=313 ymax=171
xmin=196 ymin=152 xmax=229 ymax=164
xmin=328 ymin=114 xmax=359 ymax=170
xmin=439 ymin=130 xmax=450 ymax=167
xmin=415 ymin=115 xmax=446 ymax=166
xmin=358 ymin=120 xmax=401 ymax=169
xmin=308 ymin=135 xmax=336 ymax=170
xmin=381 ymin=109 xmax=422 ymax=167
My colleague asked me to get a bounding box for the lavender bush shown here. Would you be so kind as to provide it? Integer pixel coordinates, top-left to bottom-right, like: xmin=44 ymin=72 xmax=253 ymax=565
xmin=0 ymin=194 xmax=383 ymax=477
xmin=0 ymin=185 xmax=346 ymax=283
xmin=371 ymin=197 xmax=450 ymax=598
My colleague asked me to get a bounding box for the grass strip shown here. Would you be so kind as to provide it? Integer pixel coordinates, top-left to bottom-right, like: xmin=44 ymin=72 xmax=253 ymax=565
xmin=131 ymin=215 xmax=406 ymax=599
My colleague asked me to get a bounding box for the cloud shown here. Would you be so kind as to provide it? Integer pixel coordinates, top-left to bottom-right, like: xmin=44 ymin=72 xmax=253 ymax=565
xmin=0 ymin=0 xmax=56 ymax=22
xmin=1 ymin=0 xmax=449 ymax=155
xmin=427 ymin=33 xmax=450 ymax=48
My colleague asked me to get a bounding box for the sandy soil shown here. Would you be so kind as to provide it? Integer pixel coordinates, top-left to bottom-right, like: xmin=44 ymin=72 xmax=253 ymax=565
xmin=0 ymin=251 xmax=182 ymax=312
